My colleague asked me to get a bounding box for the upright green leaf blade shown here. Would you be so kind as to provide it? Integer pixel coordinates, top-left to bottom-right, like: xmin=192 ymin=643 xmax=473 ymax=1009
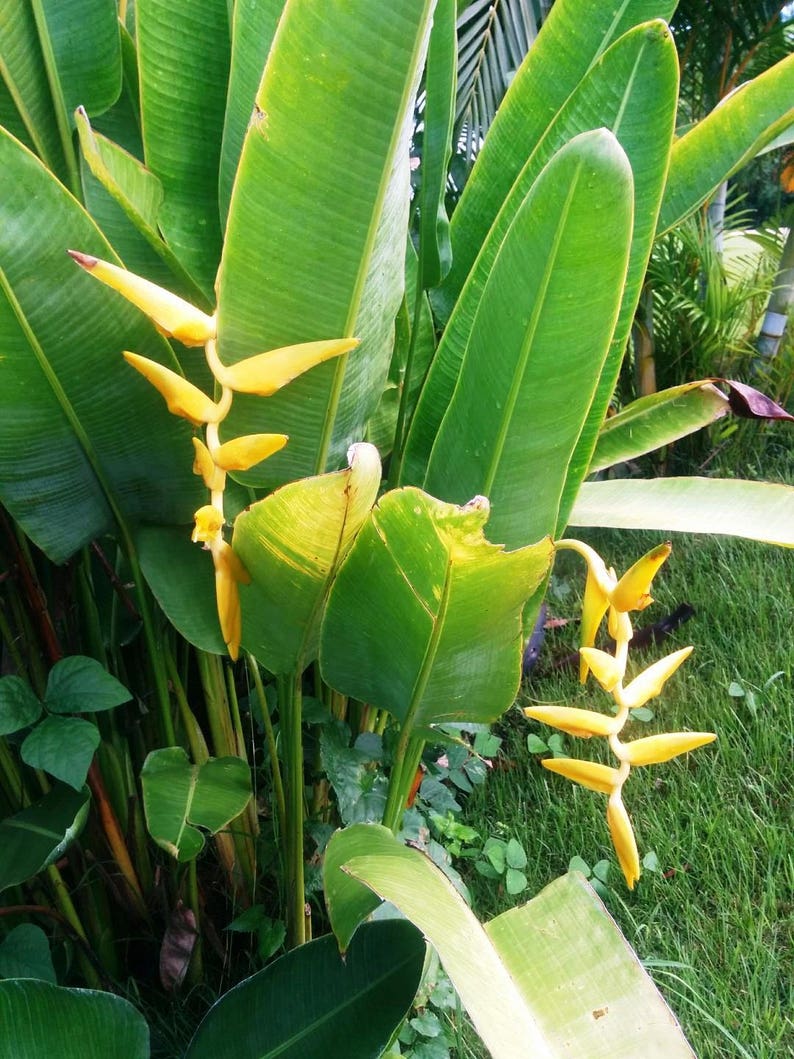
xmin=0 ymin=130 xmax=204 ymax=564
xmin=185 ymin=921 xmax=425 ymax=1059
xmin=0 ymin=784 xmax=90 ymax=894
xmin=659 ymin=53 xmax=794 ymax=234
xmin=233 ymin=443 xmax=381 ymax=673
xmin=0 ymin=980 xmax=148 ymax=1059
xmin=36 ymin=0 xmax=121 ymax=121
xmin=217 ymin=0 xmax=435 ymax=484
xmin=570 ymin=478 xmax=794 ymax=547
xmin=324 ymin=824 xmax=398 ymax=951
xmin=137 ymin=0 xmax=230 ymax=294
xmin=320 ymin=488 xmax=553 ymax=729
xmin=422 ymin=130 xmax=633 ymax=547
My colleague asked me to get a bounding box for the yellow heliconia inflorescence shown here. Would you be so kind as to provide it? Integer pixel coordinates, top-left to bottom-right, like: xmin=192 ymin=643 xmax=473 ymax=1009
xmin=70 ymin=251 xmax=358 ymax=659
xmin=525 ymin=539 xmax=716 ymax=889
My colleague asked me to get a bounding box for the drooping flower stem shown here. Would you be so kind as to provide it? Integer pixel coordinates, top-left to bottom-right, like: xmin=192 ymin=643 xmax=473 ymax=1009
xmin=279 ymin=668 xmax=306 ymax=948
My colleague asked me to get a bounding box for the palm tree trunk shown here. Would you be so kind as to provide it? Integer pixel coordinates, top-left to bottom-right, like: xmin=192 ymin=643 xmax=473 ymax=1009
xmin=756 ymin=224 xmax=794 ymax=361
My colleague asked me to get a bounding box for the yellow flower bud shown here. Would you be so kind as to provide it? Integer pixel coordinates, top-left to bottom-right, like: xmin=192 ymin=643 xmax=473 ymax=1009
xmin=607 ymin=793 xmax=640 ymax=890
xmin=622 ymin=731 xmax=716 ymax=766
xmin=579 ymin=567 xmax=610 ymax=682
xmin=541 ymin=757 xmax=621 ymax=795
xmin=213 ymin=542 xmax=243 ymax=661
xmin=577 ymin=647 xmax=624 ymax=693
xmin=524 ymin=704 xmax=619 ymax=738
xmin=68 ymin=250 xmax=215 ymax=346
xmin=212 ymin=337 xmax=359 ymax=396
xmin=610 ymin=541 xmax=671 ymax=613
xmin=192 ymin=438 xmax=225 ymax=491
xmin=123 ymin=353 xmax=224 ymax=425
xmin=621 ymin=646 xmax=693 ymax=710
xmin=214 ymin=433 xmax=289 ymax=471
xmin=192 ymin=505 xmax=224 ymax=544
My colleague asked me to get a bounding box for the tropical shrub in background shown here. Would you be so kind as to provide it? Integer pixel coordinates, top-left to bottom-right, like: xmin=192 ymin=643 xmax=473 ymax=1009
xmin=1 ymin=0 xmax=793 ymax=1055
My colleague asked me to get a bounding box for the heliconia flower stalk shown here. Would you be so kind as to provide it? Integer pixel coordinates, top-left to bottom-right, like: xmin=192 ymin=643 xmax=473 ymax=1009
xmin=523 ymin=704 xmax=620 ymax=738
xmin=607 ymin=794 xmax=640 ymax=890
xmin=212 ymin=337 xmax=360 ymax=396
xmin=541 ymin=757 xmax=621 ymax=795
xmin=123 ymin=353 xmax=226 ymax=425
xmin=577 ymin=647 xmax=624 ymax=693
xmin=610 ymin=541 xmax=671 ymax=613
xmin=68 ymin=250 xmax=215 ymax=346
xmin=214 ymin=433 xmax=289 ymax=471
xmin=622 ymin=731 xmax=716 ymax=766
xmin=619 ymin=645 xmax=694 ymax=710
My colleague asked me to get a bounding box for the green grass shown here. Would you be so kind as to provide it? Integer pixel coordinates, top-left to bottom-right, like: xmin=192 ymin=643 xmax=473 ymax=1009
xmin=460 ymin=522 xmax=793 ymax=1058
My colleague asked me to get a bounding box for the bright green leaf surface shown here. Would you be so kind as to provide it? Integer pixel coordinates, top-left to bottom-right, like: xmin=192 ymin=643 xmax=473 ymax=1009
xmin=0 ymin=925 xmax=56 ymax=984
xmin=219 ymin=0 xmax=285 ymax=225
xmin=659 ymin=53 xmax=794 ymax=234
xmin=433 ymin=0 xmax=676 ymax=324
xmin=589 ymin=382 xmax=730 ymax=473
xmin=217 ymin=0 xmax=434 ymax=485
xmin=0 ymin=784 xmax=89 ymax=894
xmin=0 ymin=130 xmax=204 ymax=564
xmin=45 ymin=655 xmax=131 ymax=714
xmin=234 ymin=442 xmax=381 ymax=673
xmin=486 ymin=873 xmax=695 ymax=1056
xmin=137 ymin=0 xmax=230 ymax=295
xmin=421 ymin=130 xmax=633 ymax=548
xmin=320 ymin=488 xmax=553 ymax=729
xmin=0 ymin=676 xmax=42 ymax=735
xmin=185 ymin=920 xmax=425 ymax=1059
xmin=0 ymin=980 xmax=148 ymax=1059
xmin=141 ymin=748 xmax=252 ymax=862
xmin=324 ymin=824 xmax=398 ymax=951
xmin=21 ymin=717 xmax=100 ymax=791
xmin=570 ymin=478 xmax=794 ymax=547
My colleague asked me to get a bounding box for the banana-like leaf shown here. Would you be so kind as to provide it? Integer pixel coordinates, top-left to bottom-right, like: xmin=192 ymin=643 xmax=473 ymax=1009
xmin=434 ymin=0 xmax=676 ymax=324
xmin=406 ymin=25 xmax=677 ymax=496
xmin=0 ymin=784 xmax=90 ymax=894
xmin=136 ymin=0 xmax=230 ymax=295
xmin=0 ymin=1 xmax=65 ymax=176
xmin=659 ymin=53 xmax=794 ymax=235
xmin=141 ymin=747 xmax=252 ymax=862
xmin=219 ymin=0 xmax=286 ymax=225
xmin=589 ymin=382 xmax=730 ymax=473
xmin=323 ymin=824 xmax=397 ymax=951
xmin=420 ymin=130 xmax=633 ymax=548
xmin=184 ymin=921 xmax=425 ymax=1059
xmin=233 ymin=443 xmax=381 ymax=674
xmin=570 ymin=478 xmax=794 ymax=547
xmin=320 ymin=488 xmax=553 ymax=730
xmin=418 ymin=0 xmax=456 ymax=287
xmin=0 ymin=129 xmax=204 ymax=564
xmin=216 ymin=0 xmax=435 ymax=486
xmin=344 ymin=846 xmax=695 ymax=1058
xmin=0 ymin=980 xmax=149 ymax=1059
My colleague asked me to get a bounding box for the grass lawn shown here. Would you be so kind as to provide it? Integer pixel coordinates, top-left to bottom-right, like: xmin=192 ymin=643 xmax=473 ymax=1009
xmin=458 ymin=451 xmax=793 ymax=1057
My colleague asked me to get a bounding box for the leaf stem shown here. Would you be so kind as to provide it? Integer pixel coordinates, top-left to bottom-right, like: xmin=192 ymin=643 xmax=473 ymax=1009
xmin=247 ymin=654 xmax=286 ymax=841
xmin=279 ymin=669 xmax=306 ymax=948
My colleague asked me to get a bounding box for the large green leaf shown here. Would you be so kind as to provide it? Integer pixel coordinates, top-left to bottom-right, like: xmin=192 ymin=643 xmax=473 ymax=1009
xmin=0 ymin=784 xmax=90 ymax=894
xmin=184 ymin=920 xmax=425 ymax=1059
xmin=570 ymin=478 xmax=794 ymax=547
xmin=0 ymin=129 xmax=204 ymax=564
xmin=344 ymin=847 xmax=694 ymax=1058
xmin=141 ymin=747 xmax=252 ymax=862
xmin=420 ymin=129 xmax=633 ymax=547
xmin=0 ymin=980 xmax=148 ymax=1059
xmin=323 ymin=824 xmax=398 ymax=951
xmin=136 ymin=0 xmax=230 ymax=295
xmin=320 ymin=488 xmax=553 ymax=730
xmin=216 ymin=0 xmax=435 ymax=486
xmin=485 ymin=873 xmax=695 ymax=1057
xmin=219 ymin=0 xmax=285 ymax=225
xmin=434 ymin=0 xmax=676 ymax=324
xmin=589 ymin=382 xmax=730 ymax=473
xmin=406 ymin=24 xmax=677 ymax=497
xmin=233 ymin=442 xmax=381 ymax=673
xmin=659 ymin=53 xmax=794 ymax=235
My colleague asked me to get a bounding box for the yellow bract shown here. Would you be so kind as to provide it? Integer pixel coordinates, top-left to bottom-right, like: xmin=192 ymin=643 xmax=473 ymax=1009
xmin=610 ymin=541 xmax=672 ymax=613
xmin=213 ymin=338 xmax=359 ymax=396
xmin=623 ymin=731 xmax=717 ymax=766
xmin=523 ymin=704 xmax=619 ymax=738
xmin=214 ymin=433 xmax=289 ymax=471
xmin=192 ymin=438 xmax=226 ymax=491
xmin=578 ymin=647 xmax=624 ymax=693
xmin=607 ymin=794 xmax=640 ymax=890
xmin=541 ymin=757 xmax=621 ymax=795
xmin=620 ymin=646 xmax=693 ymax=709
xmin=192 ymin=505 xmax=224 ymax=544
xmin=123 ymin=353 xmax=224 ymax=426
xmin=68 ymin=251 xmax=215 ymax=346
